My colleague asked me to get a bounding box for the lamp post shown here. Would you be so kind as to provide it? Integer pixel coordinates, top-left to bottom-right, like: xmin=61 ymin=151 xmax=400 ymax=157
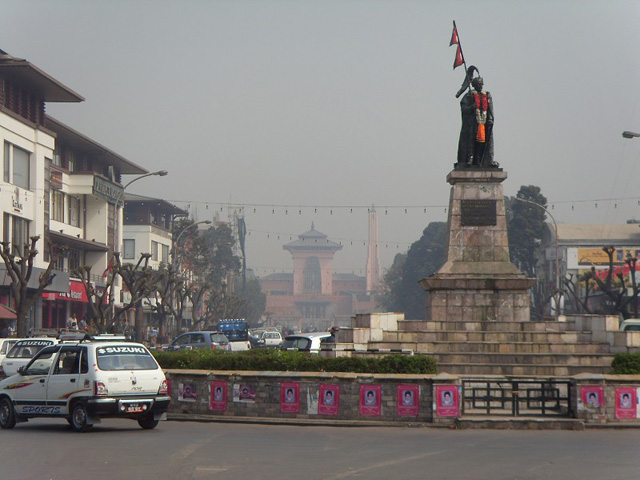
xmin=172 ymin=220 xmax=212 ymax=268
xmin=622 ymin=131 xmax=640 ymax=139
xmin=113 ymin=170 xmax=168 ymax=252
xmin=514 ymin=197 xmax=561 ymax=317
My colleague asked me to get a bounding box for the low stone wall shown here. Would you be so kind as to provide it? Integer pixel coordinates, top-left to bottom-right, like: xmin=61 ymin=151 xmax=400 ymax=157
xmin=165 ymin=370 xmax=465 ymax=424
xmin=165 ymin=370 xmax=640 ymax=426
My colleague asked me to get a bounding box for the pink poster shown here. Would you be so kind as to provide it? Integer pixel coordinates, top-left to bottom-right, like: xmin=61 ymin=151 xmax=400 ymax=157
xmin=318 ymin=384 xmax=339 ymax=415
xmin=580 ymin=386 xmax=604 ymax=409
xmin=435 ymin=385 xmax=459 ymax=417
xmin=280 ymin=382 xmax=300 ymax=413
xmin=209 ymin=381 xmax=227 ymax=412
xmin=359 ymin=385 xmax=382 ymax=416
xmin=397 ymin=384 xmax=419 ymax=417
xmin=615 ymin=387 xmax=637 ymax=419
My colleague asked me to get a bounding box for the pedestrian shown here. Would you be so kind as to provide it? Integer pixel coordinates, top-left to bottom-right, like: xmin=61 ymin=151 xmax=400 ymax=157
xmin=79 ymin=318 xmax=88 ymax=332
xmin=67 ymin=314 xmax=78 ymax=330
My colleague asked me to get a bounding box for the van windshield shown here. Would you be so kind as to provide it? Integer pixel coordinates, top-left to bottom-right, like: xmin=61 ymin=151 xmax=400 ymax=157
xmin=96 ymin=345 xmax=158 ymax=371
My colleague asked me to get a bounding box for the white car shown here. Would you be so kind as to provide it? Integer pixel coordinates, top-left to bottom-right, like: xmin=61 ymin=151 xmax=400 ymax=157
xmin=280 ymin=332 xmax=332 ymax=354
xmin=258 ymin=331 xmax=283 ymax=348
xmin=1 ymin=338 xmax=58 ymax=377
xmin=0 ymin=338 xmax=21 ymax=365
xmin=0 ymin=339 xmax=169 ymax=432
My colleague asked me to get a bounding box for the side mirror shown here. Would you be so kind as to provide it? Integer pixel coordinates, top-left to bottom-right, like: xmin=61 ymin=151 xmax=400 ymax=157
xmin=17 ymin=366 xmax=25 ymax=375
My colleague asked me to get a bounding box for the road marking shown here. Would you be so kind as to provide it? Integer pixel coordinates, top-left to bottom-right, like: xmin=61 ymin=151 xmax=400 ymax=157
xmin=322 ymin=451 xmax=445 ymax=479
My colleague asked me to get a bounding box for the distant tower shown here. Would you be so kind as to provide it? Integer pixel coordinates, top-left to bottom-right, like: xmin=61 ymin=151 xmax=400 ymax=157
xmin=366 ymin=207 xmax=381 ymax=294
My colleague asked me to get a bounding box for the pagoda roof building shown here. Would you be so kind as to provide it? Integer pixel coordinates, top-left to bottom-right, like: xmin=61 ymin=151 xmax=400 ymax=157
xmin=283 ymin=223 xmax=342 ymax=252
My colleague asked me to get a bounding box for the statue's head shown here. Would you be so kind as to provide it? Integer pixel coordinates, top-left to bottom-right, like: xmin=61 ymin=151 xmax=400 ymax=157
xmin=471 ymin=77 xmax=484 ymax=91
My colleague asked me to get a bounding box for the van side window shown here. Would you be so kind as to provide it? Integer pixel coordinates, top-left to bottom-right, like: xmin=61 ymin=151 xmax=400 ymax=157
xmin=54 ymin=349 xmax=80 ymax=375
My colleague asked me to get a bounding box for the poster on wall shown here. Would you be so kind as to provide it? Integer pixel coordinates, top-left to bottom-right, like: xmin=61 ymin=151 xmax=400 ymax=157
xmin=318 ymin=384 xmax=339 ymax=416
xmin=580 ymin=386 xmax=604 ymax=410
xmin=359 ymin=385 xmax=382 ymax=417
xmin=615 ymin=387 xmax=637 ymax=419
xmin=307 ymin=387 xmax=319 ymax=415
xmin=166 ymin=379 xmax=172 ymax=401
xmin=209 ymin=381 xmax=227 ymax=412
xmin=397 ymin=384 xmax=419 ymax=417
xmin=178 ymin=383 xmax=197 ymax=402
xmin=280 ymin=382 xmax=300 ymax=413
xmin=233 ymin=384 xmax=256 ymax=403
xmin=435 ymin=385 xmax=459 ymax=417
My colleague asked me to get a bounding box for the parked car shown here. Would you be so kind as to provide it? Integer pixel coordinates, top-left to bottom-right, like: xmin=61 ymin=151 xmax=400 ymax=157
xmin=166 ymin=331 xmax=230 ymax=352
xmin=280 ymin=332 xmax=332 ymax=354
xmin=620 ymin=319 xmax=640 ymax=332
xmin=0 ymin=339 xmax=21 ymax=366
xmin=0 ymin=338 xmax=169 ymax=432
xmin=1 ymin=338 xmax=59 ymax=377
xmin=257 ymin=331 xmax=283 ymax=348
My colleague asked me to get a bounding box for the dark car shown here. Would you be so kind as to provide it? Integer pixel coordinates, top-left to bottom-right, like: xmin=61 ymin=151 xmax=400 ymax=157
xmin=166 ymin=331 xmax=230 ymax=352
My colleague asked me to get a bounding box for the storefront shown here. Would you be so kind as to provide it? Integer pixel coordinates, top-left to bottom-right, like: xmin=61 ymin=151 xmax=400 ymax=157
xmin=42 ymin=280 xmax=89 ymax=329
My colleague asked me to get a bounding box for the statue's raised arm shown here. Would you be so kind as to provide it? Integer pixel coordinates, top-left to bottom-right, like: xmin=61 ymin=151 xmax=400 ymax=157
xmin=455 ymin=66 xmax=498 ymax=169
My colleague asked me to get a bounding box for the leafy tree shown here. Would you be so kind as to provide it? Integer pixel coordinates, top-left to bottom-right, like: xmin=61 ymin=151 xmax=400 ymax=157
xmin=379 ymin=222 xmax=447 ymax=320
xmin=235 ymin=277 xmax=266 ymax=326
xmin=505 ymin=185 xmax=547 ymax=276
xmin=377 ymin=253 xmax=406 ymax=312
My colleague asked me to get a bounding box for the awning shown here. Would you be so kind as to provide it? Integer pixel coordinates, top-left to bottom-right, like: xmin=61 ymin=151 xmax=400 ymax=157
xmin=49 ymin=231 xmax=109 ymax=252
xmin=0 ymin=304 xmax=17 ymax=320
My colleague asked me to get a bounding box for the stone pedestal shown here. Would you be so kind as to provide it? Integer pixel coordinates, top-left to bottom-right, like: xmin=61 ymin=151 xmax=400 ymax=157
xmin=420 ymin=169 xmax=534 ymax=322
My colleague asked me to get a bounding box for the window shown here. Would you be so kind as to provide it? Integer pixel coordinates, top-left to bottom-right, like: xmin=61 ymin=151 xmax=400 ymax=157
xmin=67 ymin=151 xmax=75 ymax=172
xmin=3 ymin=142 xmax=30 ymax=190
xmin=68 ymin=195 xmax=81 ymax=227
xmin=52 ymin=149 xmax=62 ymax=167
xmin=123 ymin=239 xmax=135 ymax=259
xmin=151 ymin=241 xmax=159 ymax=261
xmin=4 ymin=214 xmax=30 ymax=252
xmin=162 ymin=244 xmax=169 ymax=263
xmin=51 ymin=190 xmax=65 ymax=222
xmin=54 ymin=348 xmax=80 ymax=375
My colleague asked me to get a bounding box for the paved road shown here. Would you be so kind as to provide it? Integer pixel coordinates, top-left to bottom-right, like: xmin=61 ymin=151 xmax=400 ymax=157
xmin=1 ymin=419 xmax=639 ymax=480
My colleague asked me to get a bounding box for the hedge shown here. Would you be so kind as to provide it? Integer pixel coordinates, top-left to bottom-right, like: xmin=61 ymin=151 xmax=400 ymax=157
xmin=611 ymin=352 xmax=640 ymax=374
xmin=152 ymin=348 xmax=438 ymax=375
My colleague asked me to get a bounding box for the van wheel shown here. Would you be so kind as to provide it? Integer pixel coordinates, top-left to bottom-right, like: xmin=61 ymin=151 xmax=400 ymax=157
xmin=0 ymin=398 xmax=16 ymax=429
xmin=70 ymin=402 xmax=92 ymax=432
xmin=137 ymin=414 xmax=159 ymax=430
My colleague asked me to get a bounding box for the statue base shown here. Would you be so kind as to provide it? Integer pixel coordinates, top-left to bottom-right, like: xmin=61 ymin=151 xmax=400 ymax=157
xmin=420 ymin=169 xmax=534 ymax=322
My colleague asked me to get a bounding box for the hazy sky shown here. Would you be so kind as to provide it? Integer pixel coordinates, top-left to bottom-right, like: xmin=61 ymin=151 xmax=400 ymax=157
xmin=3 ymin=0 xmax=640 ymax=277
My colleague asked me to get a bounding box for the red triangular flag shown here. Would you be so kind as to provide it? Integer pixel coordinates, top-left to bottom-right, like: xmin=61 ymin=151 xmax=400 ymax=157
xmin=453 ymin=45 xmax=464 ymax=69
xmin=449 ymin=24 xmax=459 ymax=46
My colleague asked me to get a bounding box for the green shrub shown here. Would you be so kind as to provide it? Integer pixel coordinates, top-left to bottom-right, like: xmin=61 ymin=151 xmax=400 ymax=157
xmin=153 ymin=349 xmax=437 ymax=374
xmin=611 ymin=352 xmax=640 ymax=374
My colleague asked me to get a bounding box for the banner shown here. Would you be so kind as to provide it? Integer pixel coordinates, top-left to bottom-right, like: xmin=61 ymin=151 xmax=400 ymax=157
xmin=397 ymin=384 xmax=419 ymax=417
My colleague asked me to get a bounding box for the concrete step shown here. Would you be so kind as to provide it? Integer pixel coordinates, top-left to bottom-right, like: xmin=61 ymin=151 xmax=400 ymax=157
xmin=429 ymin=352 xmax=614 ymax=366
xmin=436 ymin=362 xmax=612 ymax=376
xmin=374 ymin=340 xmax=610 ymax=354
xmin=456 ymin=417 xmax=585 ymax=430
xmin=398 ymin=319 xmax=574 ymax=333
xmin=386 ymin=330 xmax=593 ymax=344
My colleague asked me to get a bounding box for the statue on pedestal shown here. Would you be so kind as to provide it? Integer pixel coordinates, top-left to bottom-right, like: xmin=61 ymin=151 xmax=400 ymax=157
xmin=455 ymin=66 xmax=497 ymax=169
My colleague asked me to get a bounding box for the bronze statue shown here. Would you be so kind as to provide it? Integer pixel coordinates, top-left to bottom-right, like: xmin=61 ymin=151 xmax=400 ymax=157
xmin=455 ymin=66 xmax=497 ymax=168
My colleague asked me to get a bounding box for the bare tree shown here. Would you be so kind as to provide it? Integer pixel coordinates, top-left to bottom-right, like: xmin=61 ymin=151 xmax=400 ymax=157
xmin=0 ymin=236 xmax=58 ymax=337
xmin=563 ymin=245 xmax=640 ymax=319
xmin=116 ymin=252 xmax=156 ymax=342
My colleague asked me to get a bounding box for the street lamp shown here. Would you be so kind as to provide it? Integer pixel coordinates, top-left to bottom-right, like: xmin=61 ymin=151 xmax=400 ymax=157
xmin=622 ymin=131 xmax=640 ymax=139
xmin=514 ymin=197 xmax=561 ymax=317
xmin=114 ymin=170 xmax=169 ymax=251
xmin=172 ymin=220 xmax=212 ymax=267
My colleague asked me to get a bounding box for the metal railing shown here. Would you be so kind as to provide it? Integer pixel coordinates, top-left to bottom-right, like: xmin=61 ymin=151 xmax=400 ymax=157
xmin=462 ymin=378 xmax=572 ymax=417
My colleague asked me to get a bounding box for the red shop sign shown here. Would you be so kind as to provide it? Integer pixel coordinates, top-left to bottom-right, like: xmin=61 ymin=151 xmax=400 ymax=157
xmin=42 ymin=280 xmax=88 ymax=303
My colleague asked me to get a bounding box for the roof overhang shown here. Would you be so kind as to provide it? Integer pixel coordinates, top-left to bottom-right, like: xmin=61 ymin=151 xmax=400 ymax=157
xmin=124 ymin=193 xmax=188 ymax=216
xmin=0 ymin=51 xmax=84 ymax=102
xmin=45 ymin=117 xmax=148 ymax=175
xmin=49 ymin=230 xmax=109 ymax=252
